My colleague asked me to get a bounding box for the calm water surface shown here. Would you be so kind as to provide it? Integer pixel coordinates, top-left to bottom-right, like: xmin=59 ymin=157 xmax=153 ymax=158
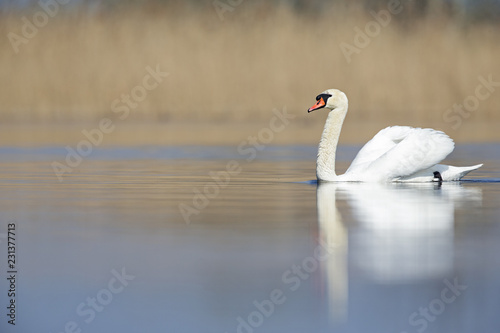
xmin=0 ymin=144 xmax=499 ymax=333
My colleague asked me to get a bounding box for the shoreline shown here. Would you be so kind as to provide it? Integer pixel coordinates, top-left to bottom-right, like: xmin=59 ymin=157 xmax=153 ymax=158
xmin=0 ymin=121 xmax=497 ymax=147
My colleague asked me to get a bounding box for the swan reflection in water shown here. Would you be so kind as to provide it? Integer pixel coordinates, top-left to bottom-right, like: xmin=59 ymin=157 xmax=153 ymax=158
xmin=315 ymin=181 xmax=481 ymax=323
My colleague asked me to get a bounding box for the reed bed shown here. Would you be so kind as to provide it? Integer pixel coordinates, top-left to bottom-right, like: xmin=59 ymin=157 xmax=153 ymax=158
xmin=0 ymin=2 xmax=499 ymax=144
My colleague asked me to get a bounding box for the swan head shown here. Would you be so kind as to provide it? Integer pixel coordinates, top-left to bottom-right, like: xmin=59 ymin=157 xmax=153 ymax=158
xmin=307 ymin=89 xmax=348 ymax=113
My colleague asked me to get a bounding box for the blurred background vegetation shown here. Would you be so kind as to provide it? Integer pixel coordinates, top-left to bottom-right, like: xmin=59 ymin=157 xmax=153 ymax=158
xmin=0 ymin=0 xmax=499 ymax=145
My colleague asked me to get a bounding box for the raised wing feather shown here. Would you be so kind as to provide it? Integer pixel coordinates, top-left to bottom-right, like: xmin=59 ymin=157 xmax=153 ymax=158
xmin=346 ymin=126 xmax=455 ymax=181
xmin=346 ymin=126 xmax=415 ymax=174
xmin=365 ymin=128 xmax=455 ymax=181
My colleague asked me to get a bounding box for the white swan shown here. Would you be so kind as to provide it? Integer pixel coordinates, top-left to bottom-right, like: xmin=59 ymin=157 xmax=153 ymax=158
xmin=308 ymin=89 xmax=483 ymax=182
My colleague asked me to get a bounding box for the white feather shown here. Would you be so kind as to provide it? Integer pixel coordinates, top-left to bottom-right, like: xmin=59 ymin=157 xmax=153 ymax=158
xmin=310 ymin=89 xmax=482 ymax=182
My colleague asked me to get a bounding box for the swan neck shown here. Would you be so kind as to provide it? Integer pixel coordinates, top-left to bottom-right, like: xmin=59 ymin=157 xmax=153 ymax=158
xmin=317 ymin=105 xmax=348 ymax=181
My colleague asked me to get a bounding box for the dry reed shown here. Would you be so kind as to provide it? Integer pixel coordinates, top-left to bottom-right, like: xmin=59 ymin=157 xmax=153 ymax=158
xmin=0 ymin=2 xmax=499 ymax=144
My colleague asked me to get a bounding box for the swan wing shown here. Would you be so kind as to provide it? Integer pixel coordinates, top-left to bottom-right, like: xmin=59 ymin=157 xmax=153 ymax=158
xmin=346 ymin=126 xmax=416 ymax=174
xmin=363 ymin=127 xmax=455 ymax=181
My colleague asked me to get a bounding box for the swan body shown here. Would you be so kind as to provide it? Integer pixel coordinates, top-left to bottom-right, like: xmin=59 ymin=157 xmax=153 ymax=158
xmin=308 ymin=89 xmax=482 ymax=182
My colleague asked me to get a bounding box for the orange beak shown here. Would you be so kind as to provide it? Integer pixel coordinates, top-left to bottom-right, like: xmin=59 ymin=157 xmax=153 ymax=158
xmin=308 ymin=97 xmax=326 ymax=113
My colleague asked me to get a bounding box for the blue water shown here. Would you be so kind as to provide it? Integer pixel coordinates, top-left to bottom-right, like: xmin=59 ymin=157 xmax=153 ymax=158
xmin=0 ymin=144 xmax=499 ymax=333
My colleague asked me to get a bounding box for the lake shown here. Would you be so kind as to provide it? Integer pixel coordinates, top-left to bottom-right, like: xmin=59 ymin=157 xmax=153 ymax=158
xmin=0 ymin=144 xmax=499 ymax=333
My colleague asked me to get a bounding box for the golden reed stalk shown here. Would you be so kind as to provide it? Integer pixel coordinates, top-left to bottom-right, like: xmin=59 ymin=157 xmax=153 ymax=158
xmin=0 ymin=3 xmax=498 ymax=144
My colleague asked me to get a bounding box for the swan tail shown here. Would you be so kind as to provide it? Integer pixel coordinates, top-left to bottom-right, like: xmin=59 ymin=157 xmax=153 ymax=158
xmin=397 ymin=163 xmax=483 ymax=182
xmin=442 ymin=163 xmax=483 ymax=181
